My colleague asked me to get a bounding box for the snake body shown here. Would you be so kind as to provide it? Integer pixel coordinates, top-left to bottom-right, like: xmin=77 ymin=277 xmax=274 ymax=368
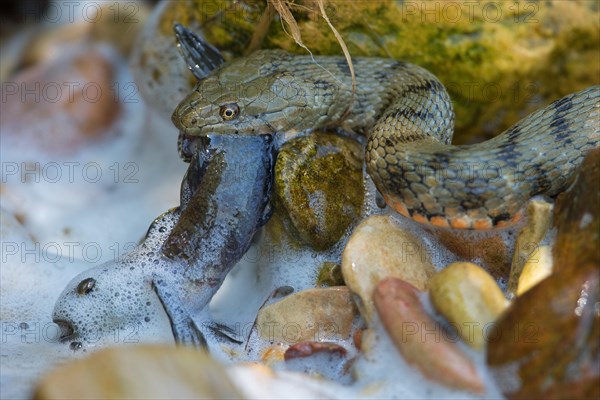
xmin=172 ymin=49 xmax=600 ymax=229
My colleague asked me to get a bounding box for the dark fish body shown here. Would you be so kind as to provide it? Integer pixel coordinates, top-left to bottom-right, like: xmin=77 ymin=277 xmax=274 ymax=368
xmin=161 ymin=134 xmax=274 ymax=308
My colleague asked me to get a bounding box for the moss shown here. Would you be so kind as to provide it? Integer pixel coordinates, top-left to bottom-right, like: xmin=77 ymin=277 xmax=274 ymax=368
xmin=316 ymin=262 xmax=345 ymax=287
xmin=275 ymin=132 xmax=364 ymax=251
xmin=155 ymin=0 xmax=598 ymax=141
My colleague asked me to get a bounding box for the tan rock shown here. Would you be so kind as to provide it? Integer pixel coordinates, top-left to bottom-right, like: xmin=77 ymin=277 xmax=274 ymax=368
xmin=256 ymin=287 xmax=358 ymax=344
xmin=1 ymin=49 xmax=121 ymax=154
xmin=33 ymin=345 xmax=242 ymax=400
xmin=508 ymin=199 xmax=553 ymax=294
xmin=517 ymin=246 xmax=553 ymax=295
xmin=342 ymin=215 xmax=435 ymax=322
xmin=429 ymin=262 xmax=507 ymax=349
xmin=260 ymin=344 xmax=288 ymax=365
xmin=227 ymin=363 xmax=340 ymax=398
xmin=374 ymin=277 xmax=484 ymax=393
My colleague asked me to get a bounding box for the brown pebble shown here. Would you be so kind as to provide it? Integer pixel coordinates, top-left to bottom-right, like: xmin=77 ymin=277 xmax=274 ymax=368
xmin=374 ymin=277 xmax=485 ymax=393
xmin=284 ymin=341 xmax=347 ymax=360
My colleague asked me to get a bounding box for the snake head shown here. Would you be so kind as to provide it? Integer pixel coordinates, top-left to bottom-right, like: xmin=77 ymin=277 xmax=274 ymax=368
xmin=172 ymin=50 xmax=321 ymax=139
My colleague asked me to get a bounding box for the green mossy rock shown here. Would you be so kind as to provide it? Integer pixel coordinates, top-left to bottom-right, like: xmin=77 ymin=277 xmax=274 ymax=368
xmin=316 ymin=262 xmax=345 ymax=287
xmin=275 ymin=132 xmax=364 ymax=251
xmin=149 ymin=0 xmax=598 ymax=142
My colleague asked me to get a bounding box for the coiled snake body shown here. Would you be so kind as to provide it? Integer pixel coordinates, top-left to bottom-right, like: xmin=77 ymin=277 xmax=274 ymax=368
xmin=173 ymin=49 xmax=600 ymax=229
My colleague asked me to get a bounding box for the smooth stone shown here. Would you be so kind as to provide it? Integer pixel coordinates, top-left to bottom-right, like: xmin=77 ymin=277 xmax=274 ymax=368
xmin=516 ymin=245 xmax=553 ymax=295
xmin=374 ymin=277 xmax=485 ymax=393
xmin=283 ymin=342 xmax=352 ymax=384
xmin=227 ymin=363 xmax=344 ymax=398
xmin=284 ymin=341 xmax=347 ymax=360
xmin=1 ymin=50 xmax=121 ymax=154
xmin=487 ymin=149 xmax=600 ymax=399
xmin=429 ymin=262 xmax=508 ymax=350
xmin=260 ymin=344 xmax=288 ymax=365
xmin=256 ymin=287 xmax=358 ymax=344
xmin=33 ymin=345 xmax=243 ymax=399
xmin=507 ymin=199 xmax=553 ymax=295
xmin=342 ymin=215 xmax=436 ymax=323
xmin=275 ymin=132 xmax=364 ymax=251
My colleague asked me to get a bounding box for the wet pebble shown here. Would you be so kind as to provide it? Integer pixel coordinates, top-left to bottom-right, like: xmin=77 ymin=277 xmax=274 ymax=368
xmin=33 ymin=345 xmax=243 ymax=399
xmin=341 ymin=215 xmax=435 ymax=322
xmin=428 ymin=262 xmax=508 ymax=349
xmin=507 ymin=199 xmax=553 ymax=294
xmin=516 ymin=245 xmax=553 ymax=295
xmin=374 ymin=277 xmax=485 ymax=393
xmin=284 ymin=341 xmax=347 ymax=360
xmin=255 ymin=287 xmax=358 ymax=344
xmin=1 ymin=49 xmax=121 ymax=154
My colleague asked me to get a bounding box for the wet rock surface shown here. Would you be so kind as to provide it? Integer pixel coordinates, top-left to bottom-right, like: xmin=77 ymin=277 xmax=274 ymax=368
xmin=374 ymin=277 xmax=485 ymax=393
xmin=255 ymin=287 xmax=358 ymax=344
xmin=275 ymin=132 xmax=364 ymax=251
xmin=552 ymin=148 xmax=600 ymax=272
xmin=1 ymin=50 xmax=121 ymax=154
xmin=34 ymin=345 xmax=243 ymax=399
xmin=487 ymin=149 xmax=600 ymax=399
xmin=507 ymin=199 xmax=553 ymax=295
xmin=429 ymin=262 xmax=507 ymax=350
xmin=516 ymin=245 xmax=553 ymax=296
xmin=316 ymin=262 xmax=345 ymax=287
xmin=342 ymin=215 xmax=436 ymax=322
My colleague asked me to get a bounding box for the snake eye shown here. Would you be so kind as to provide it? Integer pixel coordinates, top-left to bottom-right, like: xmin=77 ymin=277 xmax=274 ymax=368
xmin=219 ymin=103 xmax=240 ymax=121
xmin=77 ymin=278 xmax=96 ymax=295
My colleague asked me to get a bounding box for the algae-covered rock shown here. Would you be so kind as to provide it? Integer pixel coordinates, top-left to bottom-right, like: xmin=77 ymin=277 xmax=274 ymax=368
xmin=316 ymin=262 xmax=345 ymax=287
xmin=138 ymin=0 xmax=599 ymax=142
xmin=275 ymin=132 xmax=364 ymax=250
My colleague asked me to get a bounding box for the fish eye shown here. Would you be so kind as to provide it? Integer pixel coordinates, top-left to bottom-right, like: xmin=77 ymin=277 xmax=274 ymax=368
xmin=77 ymin=278 xmax=96 ymax=295
xmin=219 ymin=103 xmax=240 ymax=121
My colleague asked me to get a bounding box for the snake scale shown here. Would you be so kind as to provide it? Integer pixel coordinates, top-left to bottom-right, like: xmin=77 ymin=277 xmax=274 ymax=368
xmin=172 ymin=48 xmax=600 ymax=230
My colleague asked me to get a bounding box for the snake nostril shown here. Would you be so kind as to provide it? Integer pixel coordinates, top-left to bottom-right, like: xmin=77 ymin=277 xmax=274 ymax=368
xmin=53 ymin=319 xmax=75 ymax=341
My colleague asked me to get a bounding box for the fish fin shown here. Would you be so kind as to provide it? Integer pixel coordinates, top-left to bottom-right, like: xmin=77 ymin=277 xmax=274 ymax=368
xmin=173 ymin=22 xmax=225 ymax=80
xmin=151 ymin=278 xmax=207 ymax=348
